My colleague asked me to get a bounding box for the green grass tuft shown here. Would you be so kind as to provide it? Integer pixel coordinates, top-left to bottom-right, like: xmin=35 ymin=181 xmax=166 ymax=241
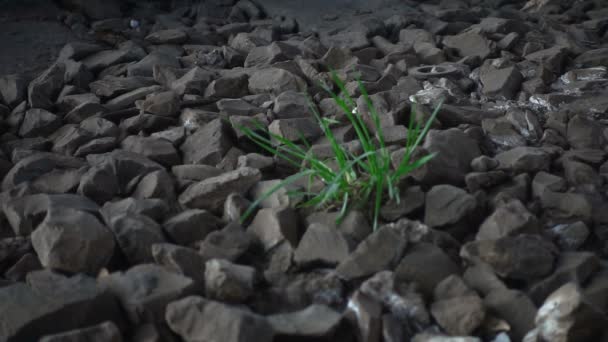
xmin=236 ymin=71 xmax=442 ymax=230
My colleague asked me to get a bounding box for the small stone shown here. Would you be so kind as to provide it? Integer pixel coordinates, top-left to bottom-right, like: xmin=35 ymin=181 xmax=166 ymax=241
xmin=0 ymin=74 xmax=28 ymax=107
xmin=483 ymin=289 xmax=537 ymax=341
xmin=163 ymin=209 xmax=223 ymax=246
xmin=344 ymin=291 xmax=382 ymax=342
xmin=179 ymin=167 xmax=261 ymax=212
xmin=461 ymin=234 xmax=556 ymax=280
xmin=532 ymin=171 xmax=566 ymax=198
xmin=273 ymin=91 xmax=313 ymax=119
xmin=471 ymin=155 xmax=499 ymax=172
xmin=430 ymin=294 xmax=485 ymax=336
xmin=567 ymin=115 xmax=604 ymax=149
xmin=181 ymin=119 xmax=233 ymax=165
xmin=495 ymin=146 xmax=551 ymax=173
xmin=268 ymin=117 xmax=322 ymax=144
xmin=205 ymin=259 xmax=256 ymax=303
xmin=549 ymin=221 xmax=589 ymax=251
xmin=19 ymin=109 xmax=62 ymax=138
xmin=479 ymin=63 xmax=522 ymax=100
xmin=197 ymin=223 xmax=252 ymax=262
xmin=39 ymin=321 xmax=122 ymax=342
xmin=121 ymin=136 xmax=180 ymax=167
xmin=152 ymin=243 xmax=207 ymax=285
xmin=141 ymin=91 xmax=180 ymax=117
xmin=28 ymin=62 xmax=65 ymax=109
xmin=424 ymin=184 xmax=477 ymax=228
xmin=165 ymin=296 xmax=274 ymax=342
xmin=294 ymin=223 xmax=350 ymax=267
xmin=171 ymin=67 xmax=215 ymax=96
xmin=476 ymin=200 xmax=539 ymax=240
xmin=248 ymin=67 xmax=306 ymax=95
xmin=442 ymin=31 xmax=494 ymax=59
xmin=145 ymin=29 xmax=188 ymax=45
xmin=31 ymin=208 xmax=115 ymax=275
xmin=107 ymin=213 xmax=166 ymax=265
xmin=268 ymin=304 xmax=342 ymax=339
xmin=540 ymin=191 xmax=592 ymax=222
xmin=248 ymin=207 xmax=299 ymax=251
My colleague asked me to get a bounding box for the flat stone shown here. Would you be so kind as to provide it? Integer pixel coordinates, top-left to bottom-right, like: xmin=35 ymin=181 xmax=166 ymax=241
xmin=121 ymin=135 xmax=180 ymax=167
xmin=152 ymin=243 xmax=207 ymax=285
xmin=100 ymin=197 xmax=170 ymax=224
xmin=90 ymin=76 xmax=156 ymax=98
xmin=479 ymin=64 xmax=522 ymax=100
xmin=495 ymin=146 xmax=551 ymax=173
xmin=248 ymin=67 xmax=306 ymax=95
xmin=107 ymin=213 xmax=166 ymax=265
xmin=105 ymin=85 xmax=163 ymax=111
xmin=248 ymin=207 xmax=300 ymax=251
xmin=442 ymin=31 xmax=493 ymax=59
xmin=19 ymin=108 xmax=62 ymax=138
xmin=180 ymin=119 xmax=233 ymax=165
xmin=2 ymin=152 xmax=85 ymax=191
xmin=268 ymin=304 xmax=342 ymax=339
xmin=424 ymin=184 xmax=476 ymax=228
xmin=39 ymin=321 xmax=122 ymax=342
xmin=205 ymin=259 xmax=256 ymax=303
xmin=273 ymin=91 xmax=313 ymax=119
xmin=476 ymin=199 xmax=539 ymax=240
xmin=430 ymin=295 xmax=485 ymax=336
xmin=165 ymin=296 xmax=274 ymax=342
xmin=146 ymin=29 xmax=188 ymax=45
xmin=171 ymin=67 xmax=215 ymax=96
xmin=268 ymin=117 xmax=322 ymax=144
xmin=128 ymin=52 xmax=181 ymax=78
xmin=294 ymin=223 xmax=350 ymax=267
xmin=28 ymin=62 xmax=65 ymax=109
xmin=179 ymin=167 xmax=261 ymax=212
xmin=197 ymin=223 xmax=252 ymax=262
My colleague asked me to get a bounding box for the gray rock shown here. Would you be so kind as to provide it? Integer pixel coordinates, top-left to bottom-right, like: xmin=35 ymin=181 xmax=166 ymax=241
xmin=273 ymin=91 xmax=313 ymax=119
xmin=163 ymin=209 xmax=223 ymax=246
xmin=82 ymin=43 xmax=147 ymax=72
xmin=56 ymin=93 xmax=99 ymax=113
xmin=0 ymin=272 xmax=124 ymax=342
xmin=133 ymin=170 xmax=176 ymax=202
xmin=461 ymin=234 xmax=556 ymax=280
xmin=171 ymin=67 xmax=215 ymax=96
xmin=465 ymin=171 xmax=508 ymax=192
xmin=380 ymin=186 xmax=425 ymax=221
xmin=179 ymin=167 xmax=261 ymax=212
xmin=105 ymin=85 xmax=163 ymax=111
xmin=100 ymin=264 xmax=197 ymax=325
xmin=51 ymin=125 xmax=95 ymax=156
xmin=294 ymin=223 xmax=350 ymax=267
xmin=77 ymin=163 xmax=120 ymax=204
xmin=483 ymin=289 xmax=537 ymax=341
xmin=204 ymin=74 xmax=249 ymax=99
xmin=532 ymin=171 xmax=566 ymax=198
xmin=414 ymin=128 xmax=481 ymax=185
xmin=19 ymin=108 xmax=62 ymax=138
xmin=268 ymin=304 xmax=342 ymax=339
xmin=395 ymin=243 xmax=461 ymax=297
xmin=205 ymin=259 xmax=256 ymax=303
xmin=28 ymin=62 xmax=65 ymax=109
xmin=121 ymin=136 xmax=180 ymax=167
xmin=181 ymin=119 xmax=233 ymax=165
xmin=495 ymin=146 xmax=551 ymax=173
xmin=196 ymin=223 xmax=252 ymax=263
xmin=481 ymin=118 xmax=527 ymax=151
xmin=430 ymin=295 xmax=485 ymax=336
xmin=549 ymin=221 xmax=589 ymax=251
xmin=479 ymin=63 xmax=522 ymax=100
xmin=244 ymin=42 xmax=300 ymax=68
xmin=152 ymin=243 xmax=207 ymax=285
xmin=563 ymin=158 xmax=602 ymax=186
xmin=442 ymin=31 xmax=494 ymax=59
xmin=573 ymin=47 xmax=608 ymax=68
xmin=567 ymin=115 xmax=604 ymax=149
xmin=31 ymin=208 xmax=115 ymax=274
xmin=424 ymin=184 xmax=476 ymax=228
xmin=101 ymin=197 xmax=170 ymax=224
xmin=344 ymin=290 xmax=382 ymax=342
xmin=141 ymin=91 xmax=180 ymax=117
xmin=165 ymin=296 xmax=274 ymax=342
xmin=128 ymin=52 xmax=181 ymax=78
xmin=539 ymin=191 xmax=592 ymax=222
xmin=146 ymin=29 xmax=188 ymax=45
xmin=269 ymin=117 xmax=322 ymax=144
xmin=89 ymin=76 xmax=156 ymax=98
xmin=172 ymin=164 xmax=223 ymax=181
xmin=248 ymin=67 xmax=306 ymax=95
xmin=476 ymin=200 xmax=539 ymax=240
xmin=39 ymin=321 xmax=122 ymax=342
xmin=248 ymin=207 xmax=299 ymax=251
xmin=534 ymin=283 xmax=607 ymax=341
xmin=107 ymin=213 xmax=166 ymax=265
xmin=0 ymin=74 xmax=28 ymax=107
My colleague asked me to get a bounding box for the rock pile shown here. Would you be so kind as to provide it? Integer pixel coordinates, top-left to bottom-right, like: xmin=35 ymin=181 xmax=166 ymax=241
xmin=1 ymin=0 xmax=608 ymax=341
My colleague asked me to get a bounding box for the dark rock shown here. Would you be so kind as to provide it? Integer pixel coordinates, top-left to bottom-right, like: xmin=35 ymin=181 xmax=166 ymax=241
xmin=483 ymin=289 xmax=537 ymax=341
xmin=424 ymin=184 xmax=477 ymax=228
xmin=90 ymin=76 xmax=156 ymax=98
xmin=395 ymin=243 xmax=461 ymax=297
xmin=0 ymin=271 xmax=124 ymax=342
xmin=100 ymin=264 xmax=197 ymax=325
xmin=101 ymin=198 xmax=170 ymax=224
xmin=495 ymin=146 xmax=551 ymax=173
xmin=82 ymin=43 xmax=146 ymax=73
xmin=476 ymin=199 xmax=539 ymax=240
xmin=197 ymin=223 xmax=252 ymax=262
xmin=106 ymin=85 xmax=163 ymax=111
xmin=461 ymin=234 xmax=556 ymax=280
xmin=380 ymin=186 xmax=425 ymax=221
xmin=442 ymin=31 xmax=494 ymax=59
xmin=549 ymin=221 xmax=589 ymax=251
xmin=141 ymin=91 xmax=180 ymax=117
xmin=573 ymin=48 xmax=608 ymax=68
xmin=39 ymin=321 xmax=122 ymax=342
xmin=145 ymin=29 xmax=188 ymax=45
xmin=532 ymin=171 xmax=566 ymax=198
xmin=273 ymin=91 xmax=313 ymax=119
xmin=269 ymin=117 xmax=322 ymax=144
xmin=181 ymin=119 xmax=233 ymax=165
xmin=171 ymin=67 xmax=215 ymax=96
xmin=165 ymin=296 xmax=274 ymax=342
xmin=248 ymin=207 xmax=299 ymax=251
xmin=294 ymin=223 xmax=350 ymax=267
xmin=19 ymin=108 xmax=62 ymax=138
xmin=128 ymin=52 xmax=181 ymax=78
xmin=31 ymin=208 xmax=115 ymax=274
xmin=248 ymin=67 xmax=306 ymax=95
xmin=479 ymin=63 xmax=522 ymax=100
xmin=179 ymin=167 xmax=261 ymax=212
xmin=121 ymin=136 xmax=180 ymax=167
xmin=107 ymin=213 xmax=166 ymax=265
xmin=152 ymin=243 xmax=207 ymax=285
xmin=205 ymin=259 xmax=255 ymax=303
xmin=539 ymin=191 xmax=592 ymax=222
xmin=28 ymin=62 xmax=65 ymax=109
xmin=268 ymin=304 xmax=342 ymax=339
xmin=2 ymin=152 xmax=85 ymax=191
xmin=344 ymin=290 xmax=382 ymax=342
xmin=567 ymin=115 xmax=604 ymax=149
xmin=430 ymin=294 xmax=485 ymax=336
xmin=0 ymin=74 xmax=28 ymax=108
xmin=205 ymin=74 xmax=249 ymax=99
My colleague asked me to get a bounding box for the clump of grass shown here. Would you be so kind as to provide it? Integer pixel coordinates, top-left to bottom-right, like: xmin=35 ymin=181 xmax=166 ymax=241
xmin=237 ymin=71 xmax=441 ymax=230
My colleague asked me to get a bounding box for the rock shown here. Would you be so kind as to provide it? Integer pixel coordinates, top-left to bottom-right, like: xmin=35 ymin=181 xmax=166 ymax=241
xmin=549 ymin=221 xmax=589 ymax=251
xmin=172 ymin=164 xmax=223 ymax=181
xmin=563 ymin=158 xmax=602 ymax=186
xmin=461 ymin=234 xmax=556 ymax=280
xmin=0 ymin=271 xmax=124 ymax=342
xmin=105 ymin=85 xmax=163 ymax=111
xmin=90 ymin=76 xmax=156 ymax=98
xmin=107 ymin=213 xmax=166 ymax=265
xmin=481 ymin=118 xmax=526 ymax=151
xmin=244 ymin=42 xmax=300 ymax=68
xmin=146 ymin=29 xmax=188 ymax=45
xmin=442 ymin=31 xmax=493 ymax=59
xmin=28 ymin=62 xmax=65 ymax=109
xmin=197 ymin=223 xmax=252 ymax=262
xmin=525 ymin=46 xmax=568 ymax=74
xmin=205 ymin=259 xmax=255 ymax=303
xmin=273 ymin=91 xmax=313 ymax=119
xmin=128 ymin=52 xmax=181 ymax=78
xmin=141 ymin=91 xmax=180 ymax=117
xmin=424 ymin=184 xmax=477 ymax=228
xmin=294 ymin=223 xmax=350 ymax=267
xmin=248 ymin=207 xmax=299 ymax=251
xmin=179 ymin=167 xmax=261 ymax=212
xmin=539 ymin=191 xmax=592 ymax=222
xmin=529 ymin=252 xmax=600 ymax=304
xmin=412 ymin=333 xmax=481 ymax=342
xmin=121 ymin=135 xmax=180 ymax=167
xmin=39 ymin=321 xmax=122 ymax=342
xmin=180 ymin=119 xmax=233 ymax=165
xmin=133 ymin=170 xmax=176 ymax=203
xmin=380 ymin=186 xmax=425 ymax=221
xmin=495 ymin=146 xmax=551 ymax=173
xmin=567 ymin=115 xmax=604 ymax=149
xmin=218 ymin=98 xmax=261 ymax=117
xmin=465 ymin=171 xmax=508 ymax=192
xmin=268 ymin=304 xmax=342 ymax=339
xmin=100 ymin=197 xmax=170 ymax=225
xmin=150 ymin=243 xmax=206 ymax=286
xmin=82 ymin=43 xmax=146 ymax=73
xmin=573 ymin=47 xmax=608 ymax=68
xmin=483 ymin=289 xmax=537 ymax=341
xmin=171 ymin=67 xmax=215 ymax=96
xmin=430 ymin=295 xmax=485 ymax=336
xmin=19 ymin=108 xmax=62 ymax=138
xmin=479 ymin=63 xmax=522 ymax=100
xmin=31 ymin=208 xmax=115 ymax=274
xmin=395 ymin=243 xmax=461 ymax=297
xmin=532 ymin=171 xmax=566 ymax=198
xmin=248 ymin=67 xmax=306 ymax=95
xmin=166 ymin=296 xmax=274 ymax=342
xmin=534 ymin=283 xmax=607 ymax=341
xmin=204 ymin=74 xmax=249 ymax=99
xmin=0 ymin=74 xmax=28 ymax=107
xmin=476 ymin=200 xmax=539 ymax=240
xmin=268 ymin=117 xmax=322 ymax=144
xmin=163 ymin=209 xmax=223 ymax=246
xmin=100 ymin=264 xmax=197 ymax=325
xmin=414 ymin=128 xmax=481 ymax=185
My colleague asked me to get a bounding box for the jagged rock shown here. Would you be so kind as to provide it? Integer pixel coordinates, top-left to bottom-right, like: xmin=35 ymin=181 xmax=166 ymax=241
xmin=205 ymin=259 xmax=256 ymax=303
xmin=424 ymin=184 xmax=476 ymax=228
xmin=268 ymin=304 xmax=342 ymax=339
xmin=0 ymin=74 xmax=28 ymax=107
xmin=107 ymin=213 xmax=166 ymax=265
xmin=28 ymin=62 xmax=65 ymax=109
xmin=483 ymin=289 xmax=537 ymax=341
xmin=248 ymin=207 xmax=299 ymax=251
xmin=294 ymin=223 xmax=350 ymax=267
xmin=476 ymin=199 xmax=539 ymax=240
xmin=100 ymin=197 xmax=170 ymax=224
xmin=248 ymin=67 xmax=306 ymax=95
xmin=152 ymin=243 xmax=207 ymax=285
xmin=39 ymin=321 xmax=122 ymax=342
xmin=442 ymin=31 xmax=493 ymax=59
xmin=479 ymin=63 xmax=522 ymax=100
xmin=19 ymin=108 xmax=62 ymax=138
xmin=121 ymin=135 xmax=180 ymax=167
xmin=196 ymin=222 xmax=252 ymax=262
xmin=430 ymin=294 xmax=485 ymax=336
xmin=181 ymin=119 xmax=233 ymax=165
xmin=495 ymin=146 xmax=551 ymax=173
xmin=89 ymin=76 xmax=156 ymax=98
xmin=145 ymin=29 xmax=188 ymax=45
xmin=163 ymin=209 xmax=223 ymax=246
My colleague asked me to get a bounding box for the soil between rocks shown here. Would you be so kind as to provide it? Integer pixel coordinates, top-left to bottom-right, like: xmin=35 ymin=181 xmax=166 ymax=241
xmin=1 ymin=0 xmax=608 ymax=341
